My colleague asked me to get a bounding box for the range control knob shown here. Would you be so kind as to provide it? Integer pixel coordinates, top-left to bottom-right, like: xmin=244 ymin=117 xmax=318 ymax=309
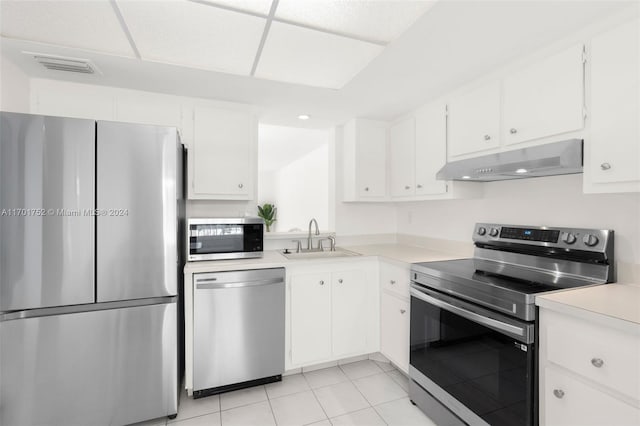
xmin=489 ymin=228 xmax=499 ymax=237
xmin=477 ymin=227 xmax=487 ymax=236
xmin=583 ymin=234 xmax=599 ymax=247
xmin=562 ymin=232 xmax=577 ymax=245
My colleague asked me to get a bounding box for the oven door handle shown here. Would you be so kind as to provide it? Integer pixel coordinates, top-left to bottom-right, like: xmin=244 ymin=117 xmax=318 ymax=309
xmin=410 ymin=288 xmax=526 ymax=338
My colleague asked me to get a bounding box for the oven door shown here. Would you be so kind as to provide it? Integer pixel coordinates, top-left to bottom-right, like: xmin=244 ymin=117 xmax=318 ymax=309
xmin=409 ymin=285 xmax=535 ymax=426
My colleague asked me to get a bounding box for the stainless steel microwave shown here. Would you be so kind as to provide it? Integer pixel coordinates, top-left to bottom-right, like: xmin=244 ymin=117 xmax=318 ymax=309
xmin=187 ymin=217 xmax=264 ymax=261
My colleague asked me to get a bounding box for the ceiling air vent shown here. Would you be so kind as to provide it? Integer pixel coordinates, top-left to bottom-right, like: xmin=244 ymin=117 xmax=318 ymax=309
xmin=26 ymin=53 xmax=100 ymax=74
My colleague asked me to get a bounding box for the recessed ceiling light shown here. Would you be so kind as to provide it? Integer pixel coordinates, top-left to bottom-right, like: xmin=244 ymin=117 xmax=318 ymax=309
xmin=462 ymin=175 xmax=471 ymax=180
xmin=298 ymin=114 xmax=310 ymax=120
xmin=516 ymin=168 xmax=528 ymax=174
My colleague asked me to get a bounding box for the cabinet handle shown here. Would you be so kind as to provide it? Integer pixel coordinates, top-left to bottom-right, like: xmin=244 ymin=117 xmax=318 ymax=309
xmin=364 ymin=187 xmax=369 ymax=192
xmin=338 ymin=279 xmax=343 ymax=284
xmin=484 ymin=135 xmax=491 ymax=141
xmin=405 ymin=185 xmax=411 ymax=190
xmin=417 ymin=184 xmax=423 ymax=189
xmin=390 ymin=280 xmax=396 ymax=285
xmin=553 ymin=389 xmax=565 ymax=399
xmin=238 ymin=183 xmax=244 ymax=189
xmin=319 ymin=280 xmax=324 ymax=285
xmin=400 ymin=309 xmax=406 ymax=314
xmin=600 ymin=163 xmax=611 ymax=171
xmin=591 ymin=358 xmax=604 ymax=368
xmin=510 ymin=128 xmax=518 ymax=134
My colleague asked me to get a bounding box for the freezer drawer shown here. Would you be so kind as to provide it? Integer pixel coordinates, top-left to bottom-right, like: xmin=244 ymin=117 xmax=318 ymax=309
xmin=193 ymin=268 xmax=285 ymax=392
xmin=0 ymin=302 xmax=177 ymax=426
xmin=0 ymin=112 xmax=95 ymax=311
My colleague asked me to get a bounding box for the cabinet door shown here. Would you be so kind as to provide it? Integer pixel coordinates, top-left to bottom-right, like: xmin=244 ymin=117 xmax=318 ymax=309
xmin=380 ymin=293 xmax=409 ymax=373
xmin=331 ymin=270 xmax=367 ymax=357
xmin=503 ymin=44 xmax=585 ymax=146
xmin=356 ymin=121 xmax=387 ymax=198
xmin=389 ymin=117 xmax=416 ymax=197
xmin=290 ymin=273 xmax=332 ymax=365
xmin=415 ymin=102 xmax=448 ymax=195
xmin=590 ymin=19 xmax=640 ymax=185
xmin=192 ymin=106 xmax=253 ymax=199
xmin=448 ymin=81 xmax=501 ymax=157
xmin=543 ymin=366 xmax=640 ymax=426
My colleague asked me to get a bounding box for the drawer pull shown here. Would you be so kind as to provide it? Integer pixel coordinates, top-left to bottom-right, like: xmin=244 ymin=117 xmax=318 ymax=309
xmin=591 ymin=358 xmax=604 ymax=368
xmin=600 ymin=162 xmax=611 ymax=170
xmin=338 ymin=279 xmax=343 ymax=284
xmin=319 ymin=280 xmax=325 ymax=285
xmin=400 ymin=309 xmax=406 ymax=314
xmin=553 ymin=389 xmax=565 ymax=399
xmin=390 ymin=280 xmax=396 ymax=285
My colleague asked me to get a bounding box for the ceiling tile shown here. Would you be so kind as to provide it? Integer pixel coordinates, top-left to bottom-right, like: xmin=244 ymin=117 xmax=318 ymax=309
xmin=255 ymin=21 xmax=384 ymax=89
xmin=275 ymin=0 xmax=436 ymax=44
xmin=117 ymin=0 xmax=265 ymax=75
xmin=0 ymin=0 xmax=135 ymax=57
xmin=196 ymin=0 xmax=274 ymax=16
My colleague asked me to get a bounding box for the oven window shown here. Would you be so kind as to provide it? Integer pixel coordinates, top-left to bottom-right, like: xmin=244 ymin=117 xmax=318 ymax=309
xmin=410 ymin=296 xmax=534 ymax=426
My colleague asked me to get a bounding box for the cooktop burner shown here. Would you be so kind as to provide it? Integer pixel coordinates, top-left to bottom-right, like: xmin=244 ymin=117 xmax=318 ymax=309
xmin=411 ymin=223 xmax=615 ymax=321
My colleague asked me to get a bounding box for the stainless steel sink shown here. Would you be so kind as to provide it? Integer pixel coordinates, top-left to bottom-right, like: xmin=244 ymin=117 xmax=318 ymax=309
xmin=281 ymin=248 xmax=361 ymax=260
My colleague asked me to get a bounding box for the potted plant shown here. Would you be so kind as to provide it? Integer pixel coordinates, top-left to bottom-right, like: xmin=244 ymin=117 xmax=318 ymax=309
xmin=257 ymin=203 xmax=277 ymax=232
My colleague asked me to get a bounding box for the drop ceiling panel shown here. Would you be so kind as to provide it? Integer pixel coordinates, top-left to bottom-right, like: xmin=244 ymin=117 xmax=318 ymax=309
xmin=196 ymin=0 xmax=274 ymax=16
xmin=0 ymin=0 xmax=135 ymax=57
xmin=275 ymin=0 xmax=436 ymax=44
xmin=117 ymin=1 xmax=265 ymax=75
xmin=255 ymin=21 xmax=384 ymax=89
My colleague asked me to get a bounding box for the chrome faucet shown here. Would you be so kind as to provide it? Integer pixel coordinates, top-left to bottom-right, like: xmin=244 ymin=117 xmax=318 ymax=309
xmin=307 ymin=218 xmax=320 ymax=250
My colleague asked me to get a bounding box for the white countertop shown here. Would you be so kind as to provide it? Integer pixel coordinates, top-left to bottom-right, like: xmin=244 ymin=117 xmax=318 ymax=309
xmin=536 ymin=283 xmax=640 ymax=328
xmin=183 ymin=243 xmax=466 ymax=275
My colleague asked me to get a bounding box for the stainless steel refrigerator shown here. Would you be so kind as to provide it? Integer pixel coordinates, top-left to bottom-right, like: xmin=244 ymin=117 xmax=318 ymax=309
xmin=0 ymin=112 xmax=183 ymax=425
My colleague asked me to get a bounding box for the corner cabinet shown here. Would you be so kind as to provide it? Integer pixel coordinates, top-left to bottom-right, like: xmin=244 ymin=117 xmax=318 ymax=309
xmin=539 ymin=308 xmax=640 ymax=426
xmin=189 ymin=106 xmax=256 ymax=200
xmin=286 ymin=260 xmax=379 ymax=370
xmin=586 ymin=18 xmax=640 ymax=193
xmin=342 ymin=119 xmax=388 ymax=201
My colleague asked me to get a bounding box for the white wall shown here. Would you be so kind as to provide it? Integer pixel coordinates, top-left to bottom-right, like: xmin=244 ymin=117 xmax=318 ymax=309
xmin=396 ymin=174 xmax=640 ymax=265
xmin=267 ymin=144 xmax=329 ymax=232
xmin=0 ymin=55 xmax=30 ymax=112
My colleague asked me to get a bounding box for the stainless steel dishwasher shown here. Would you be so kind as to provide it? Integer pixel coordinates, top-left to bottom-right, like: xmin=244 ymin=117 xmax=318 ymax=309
xmin=192 ymin=268 xmax=285 ymax=397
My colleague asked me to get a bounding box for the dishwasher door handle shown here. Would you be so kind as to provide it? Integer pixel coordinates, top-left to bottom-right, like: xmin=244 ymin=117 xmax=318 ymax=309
xmin=196 ymin=278 xmax=284 ymax=289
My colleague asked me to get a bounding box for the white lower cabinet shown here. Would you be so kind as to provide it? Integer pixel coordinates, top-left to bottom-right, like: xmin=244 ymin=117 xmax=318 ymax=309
xmin=539 ymin=307 xmax=640 ymax=426
xmin=380 ymin=291 xmax=409 ymax=373
xmin=290 ymin=272 xmax=332 ymax=365
xmin=543 ymin=366 xmax=640 ymax=426
xmin=332 ymin=269 xmax=367 ymax=357
xmin=287 ymin=260 xmax=378 ymax=369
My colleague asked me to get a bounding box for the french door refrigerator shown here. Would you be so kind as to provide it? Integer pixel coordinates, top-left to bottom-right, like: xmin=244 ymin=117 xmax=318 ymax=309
xmin=0 ymin=112 xmax=183 ymax=425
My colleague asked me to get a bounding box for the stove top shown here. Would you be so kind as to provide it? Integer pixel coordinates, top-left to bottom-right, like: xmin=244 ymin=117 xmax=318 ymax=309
xmin=410 ymin=223 xmax=615 ymax=321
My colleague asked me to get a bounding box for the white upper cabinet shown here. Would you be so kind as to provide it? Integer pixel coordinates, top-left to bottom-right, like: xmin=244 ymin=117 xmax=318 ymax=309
xmin=343 ymin=119 xmax=388 ymax=201
xmin=389 ymin=117 xmax=416 ymax=197
xmin=503 ymin=44 xmax=585 ymax=146
xmin=190 ymin=106 xmax=255 ymax=200
xmin=448 ymin=81 xmax=501 ymax=157
xmin=589 ymin=18 xmax=640 ymax=189
xmin=415 ymin=102 xmax=448 ymax=196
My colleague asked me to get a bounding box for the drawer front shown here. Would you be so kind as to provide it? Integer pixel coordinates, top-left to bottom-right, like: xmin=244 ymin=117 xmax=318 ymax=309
xmin=543 ymin=366 xmax=640 ymax=426
xmin=380 ymin=262 xmax=410 ymax=298
xmin=543 ymin=310 xmax=640 ymax=400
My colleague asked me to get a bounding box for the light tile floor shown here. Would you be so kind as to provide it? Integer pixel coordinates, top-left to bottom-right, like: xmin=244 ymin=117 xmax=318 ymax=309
xmin=134 ymin=360 xmax=437 ymax=426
